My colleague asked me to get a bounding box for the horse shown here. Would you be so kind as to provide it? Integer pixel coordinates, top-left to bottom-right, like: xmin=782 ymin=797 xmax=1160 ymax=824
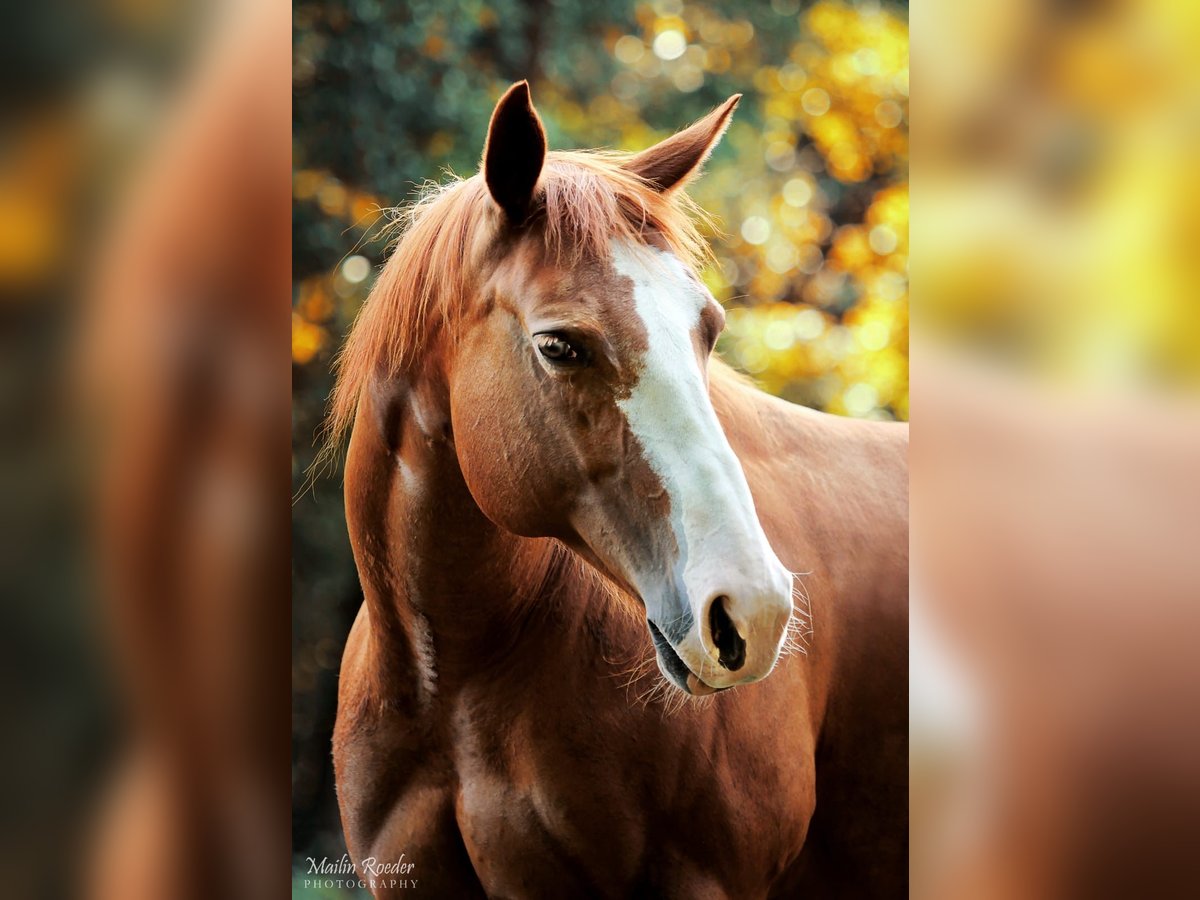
xmin=328 ymin=82 xmax=908 ymax=898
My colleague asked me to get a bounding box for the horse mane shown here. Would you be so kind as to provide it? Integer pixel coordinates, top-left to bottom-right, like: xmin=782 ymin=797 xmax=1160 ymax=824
xmin=321 ymin=150 xmax=715 ymax=460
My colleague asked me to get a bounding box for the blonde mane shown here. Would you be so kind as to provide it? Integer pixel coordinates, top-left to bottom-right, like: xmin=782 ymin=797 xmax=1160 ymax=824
xmin=323 ymin=149 xmax=716 ymax=455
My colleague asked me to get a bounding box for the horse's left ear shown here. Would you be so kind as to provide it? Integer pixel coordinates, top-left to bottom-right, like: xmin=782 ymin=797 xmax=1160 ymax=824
xmin=483 ymin=81 xmax=547 ymax=224
xmin=624 ymin=94 xmax=741 ymax=192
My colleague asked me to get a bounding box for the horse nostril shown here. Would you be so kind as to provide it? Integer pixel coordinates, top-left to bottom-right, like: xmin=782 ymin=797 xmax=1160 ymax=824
xmin=709 ymin=595 xmax=746 ymax=672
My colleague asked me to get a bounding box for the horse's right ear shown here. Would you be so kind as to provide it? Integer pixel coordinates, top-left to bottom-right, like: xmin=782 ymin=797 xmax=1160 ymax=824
xmin=483 ymin=81 xmax=547 ymax=224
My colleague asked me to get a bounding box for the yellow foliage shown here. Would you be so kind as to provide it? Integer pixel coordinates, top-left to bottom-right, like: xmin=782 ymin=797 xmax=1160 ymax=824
xmin=292 ymin=312 xmax=327 ymax=366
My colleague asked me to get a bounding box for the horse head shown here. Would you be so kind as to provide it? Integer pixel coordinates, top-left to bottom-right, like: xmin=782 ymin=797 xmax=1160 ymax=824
xmin=441 ymin=83 xmax=794 ymax=694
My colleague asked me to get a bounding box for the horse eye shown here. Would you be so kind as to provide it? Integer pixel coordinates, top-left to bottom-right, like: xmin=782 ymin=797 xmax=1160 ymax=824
xmin=536 ymin=333 xmax=585 ymax=365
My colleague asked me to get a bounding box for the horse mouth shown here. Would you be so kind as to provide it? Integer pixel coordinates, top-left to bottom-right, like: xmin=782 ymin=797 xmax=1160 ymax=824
xmin=646 ymin=620 xmax=730 ymax=697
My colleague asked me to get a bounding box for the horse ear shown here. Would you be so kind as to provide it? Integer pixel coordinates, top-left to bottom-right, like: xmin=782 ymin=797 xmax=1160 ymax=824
xmin=624 ymin=95 xmax=741 ymax=192
xmin=483 ymin=81 xmax=547 ymax=224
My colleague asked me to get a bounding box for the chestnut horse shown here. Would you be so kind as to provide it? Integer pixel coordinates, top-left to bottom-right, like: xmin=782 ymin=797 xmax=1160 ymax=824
xmin=329 ymin=83 xmax=907 ymax=897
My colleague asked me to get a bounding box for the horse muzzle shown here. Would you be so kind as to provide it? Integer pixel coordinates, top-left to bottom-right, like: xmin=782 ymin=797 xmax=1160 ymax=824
xmin=647 ymin=573 xmax=794 ymax=694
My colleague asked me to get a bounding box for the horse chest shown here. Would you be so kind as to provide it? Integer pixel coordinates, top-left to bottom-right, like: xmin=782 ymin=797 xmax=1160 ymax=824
xmin=445 ymin=704 xmax=813 ymax=899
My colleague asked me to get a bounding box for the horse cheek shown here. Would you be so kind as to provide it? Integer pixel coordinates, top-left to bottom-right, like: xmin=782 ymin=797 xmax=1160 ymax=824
xmin=450 ymin=358 xmax=563 ymax=538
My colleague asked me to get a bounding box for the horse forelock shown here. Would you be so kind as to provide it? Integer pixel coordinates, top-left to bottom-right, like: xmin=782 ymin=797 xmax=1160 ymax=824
xmin=320 ymin=151 xmax=715 ymax=465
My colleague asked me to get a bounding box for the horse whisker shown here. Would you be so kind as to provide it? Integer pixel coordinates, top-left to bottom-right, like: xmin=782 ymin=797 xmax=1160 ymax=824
xmin=776 ymin=571 xmax=815 ymax=659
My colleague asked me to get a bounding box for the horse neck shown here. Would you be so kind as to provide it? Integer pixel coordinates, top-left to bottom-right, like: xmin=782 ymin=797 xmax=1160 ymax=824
xmin=348 ymin=371 xmax=601 ymax=695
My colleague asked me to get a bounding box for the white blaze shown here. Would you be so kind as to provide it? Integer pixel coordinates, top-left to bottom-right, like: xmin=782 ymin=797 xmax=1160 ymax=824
xmin=610 ymin=240 xmax=792 ymax=674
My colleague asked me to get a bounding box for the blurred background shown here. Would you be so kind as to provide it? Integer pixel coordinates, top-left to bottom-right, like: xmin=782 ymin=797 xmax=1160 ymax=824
xmin=2 ymin=2 xmax=289 ymax=898
xmin=912 ymin=0 xmax=1200 ymax=897
xmin=0 ymin=3 xmax=202 ymax=896
xmin=291 ymin=0 xmax=908 ymax=892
